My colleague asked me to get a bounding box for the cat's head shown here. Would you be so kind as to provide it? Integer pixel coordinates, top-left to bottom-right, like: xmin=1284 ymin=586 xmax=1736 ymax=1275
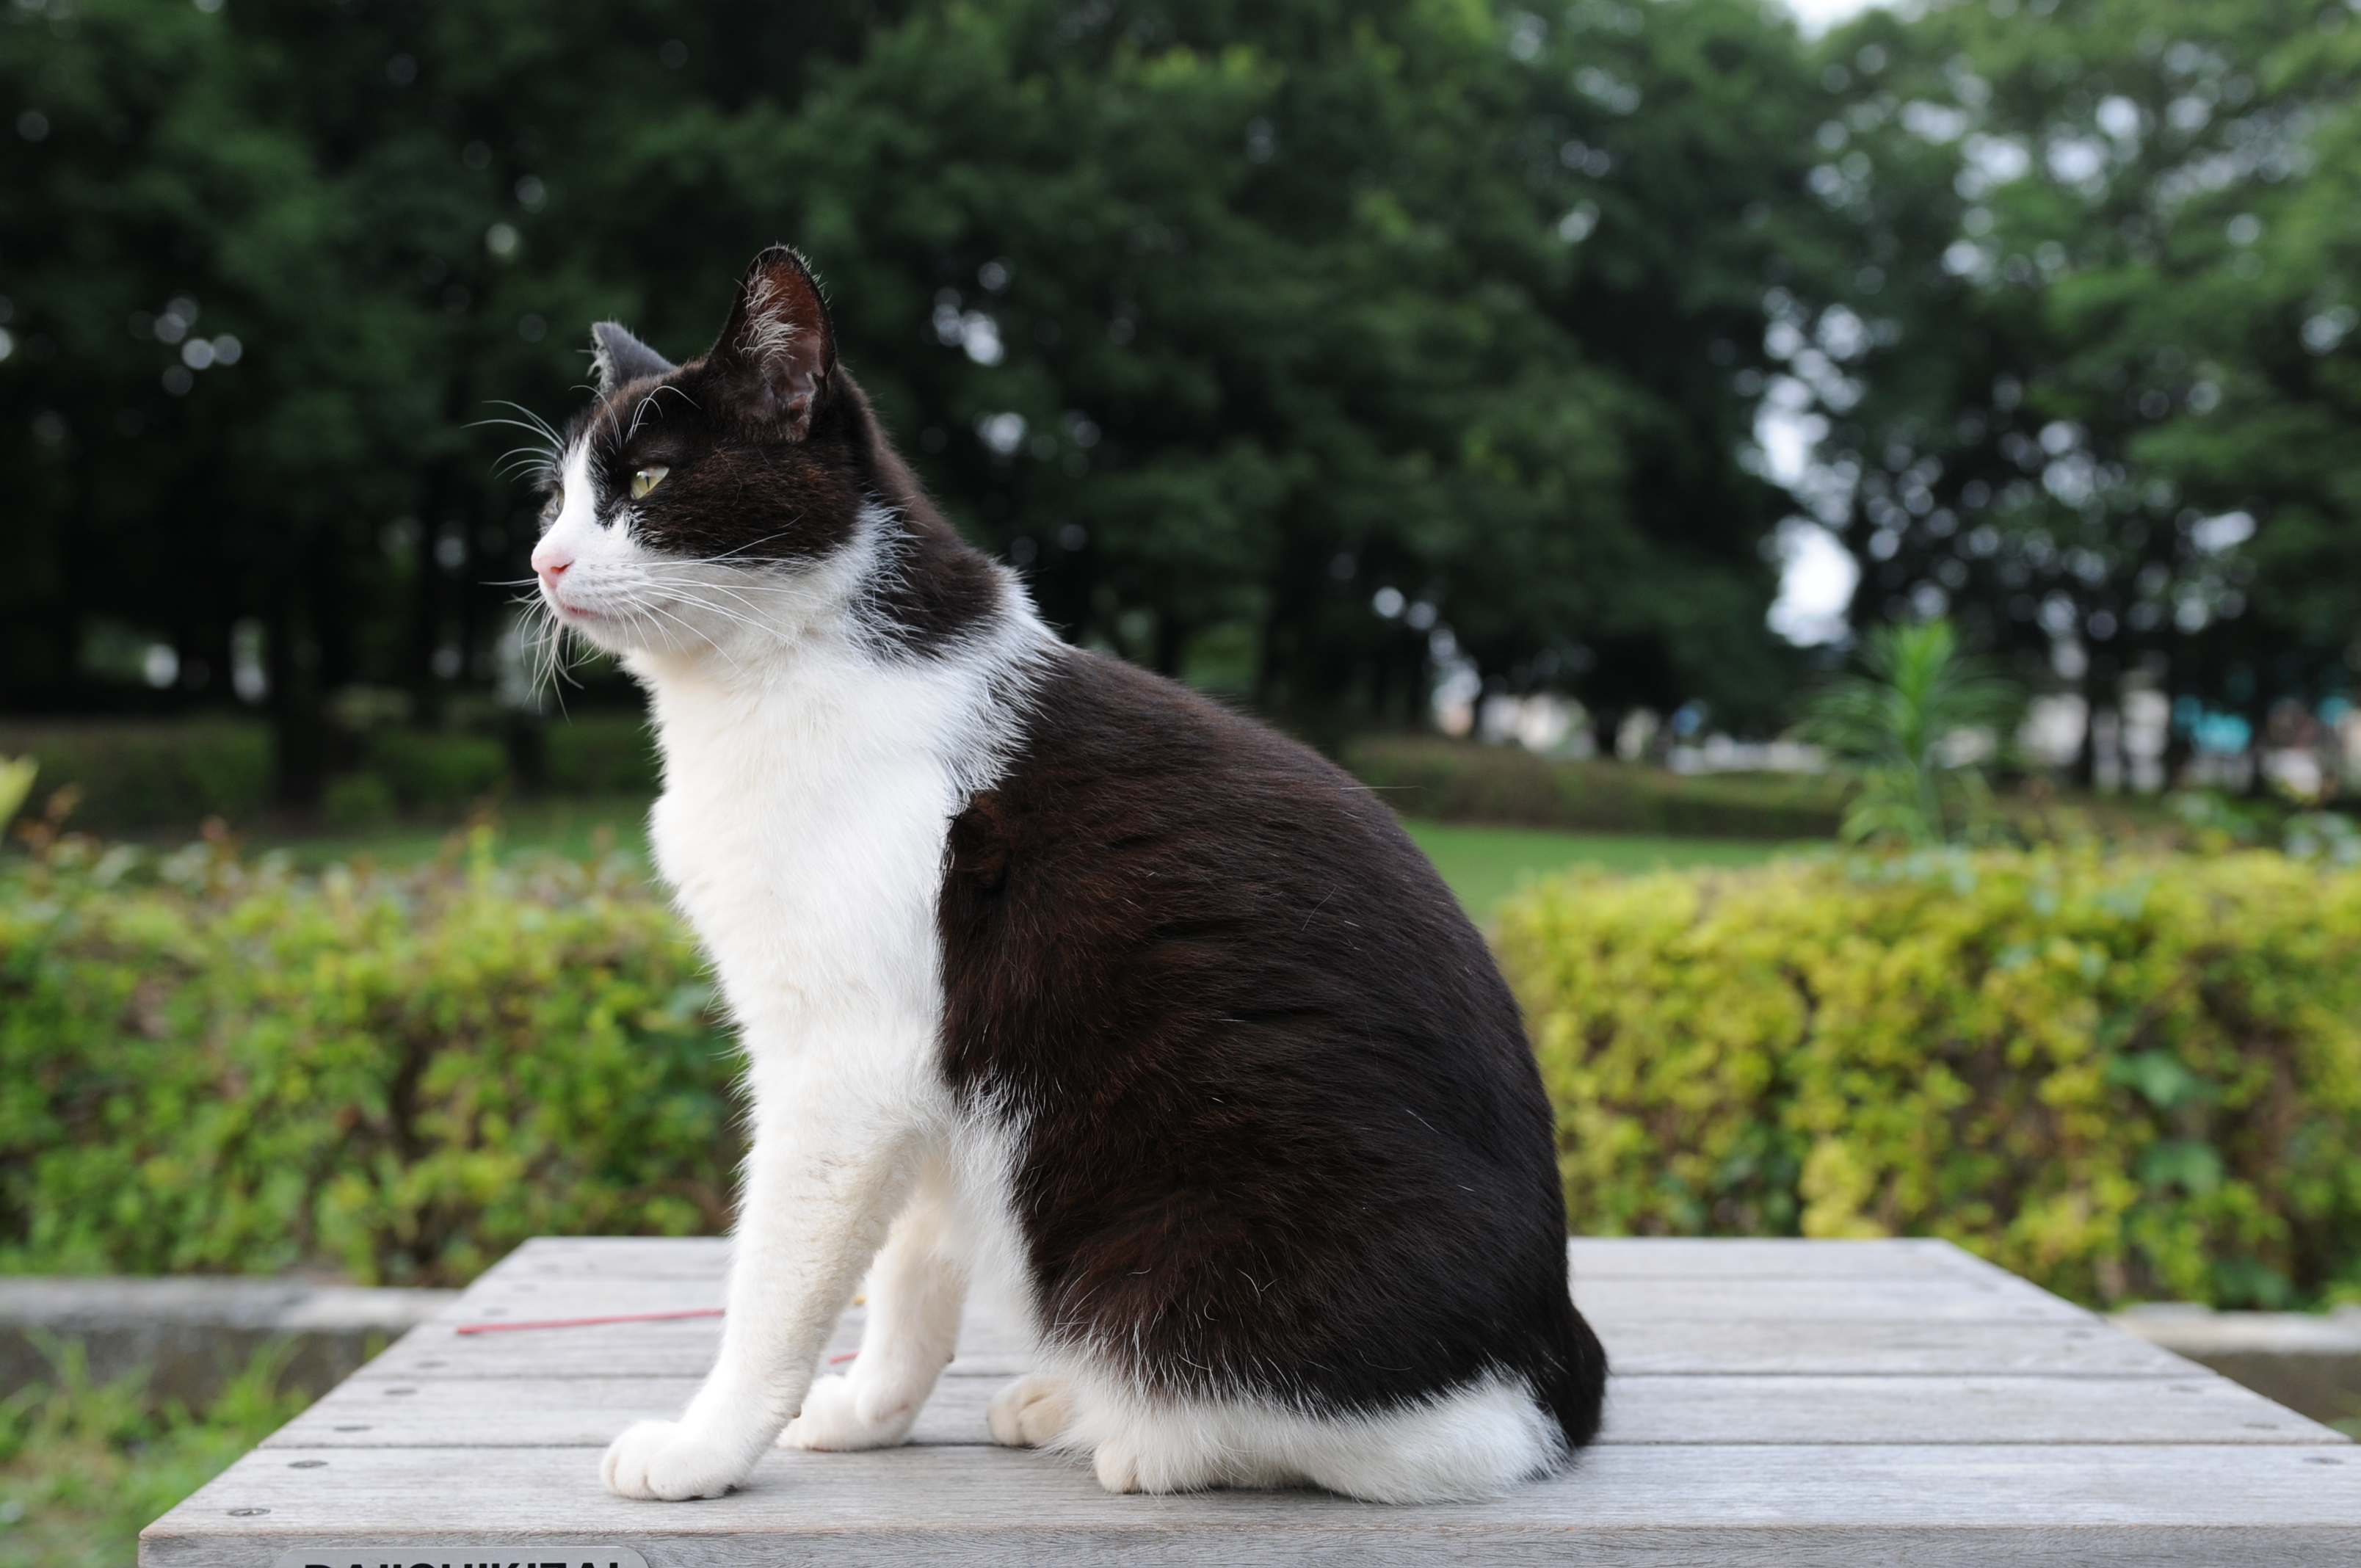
xmin=529 ymin=246 xmax=884 ymax=661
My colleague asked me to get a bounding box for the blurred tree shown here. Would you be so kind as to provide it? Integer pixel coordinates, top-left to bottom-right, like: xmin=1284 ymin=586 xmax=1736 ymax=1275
xmin=1 ymin=0 xmax=1854 ymax=799
xmin=0 ymin=0 xmax=886 ymax=797
xmin=611 ymin=0 xmax=1838 ymax=730
xmin=1802 ymin=0 xmax=2360 ymax=774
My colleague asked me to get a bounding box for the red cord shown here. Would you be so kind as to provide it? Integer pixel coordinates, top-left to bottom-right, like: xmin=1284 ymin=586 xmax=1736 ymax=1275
xmin=447 ymin=1305 xmax=860 ymax=1362
xmin=452 ymin=1307 xmax=723 ymax=1334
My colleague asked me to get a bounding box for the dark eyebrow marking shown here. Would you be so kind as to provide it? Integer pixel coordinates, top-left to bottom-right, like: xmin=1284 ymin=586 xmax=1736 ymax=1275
xmin=627 ymin=382 xmax=697 ymax=440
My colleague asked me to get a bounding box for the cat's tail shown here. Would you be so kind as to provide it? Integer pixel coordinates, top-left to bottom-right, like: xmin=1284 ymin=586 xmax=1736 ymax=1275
xmin=1536 ymin=1296 xmax=1612 ymax=1456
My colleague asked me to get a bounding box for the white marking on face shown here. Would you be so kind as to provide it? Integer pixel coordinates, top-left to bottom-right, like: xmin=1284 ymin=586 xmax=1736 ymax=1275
xmin=535 ymin=443 xmax=600 ymax=556
xmin=531 ymin=442 xmax=639 ymax=631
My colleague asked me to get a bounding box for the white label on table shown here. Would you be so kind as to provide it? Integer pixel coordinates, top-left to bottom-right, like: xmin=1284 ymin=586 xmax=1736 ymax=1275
xmin=270 ymin=1550 xmax=648 ymax=1568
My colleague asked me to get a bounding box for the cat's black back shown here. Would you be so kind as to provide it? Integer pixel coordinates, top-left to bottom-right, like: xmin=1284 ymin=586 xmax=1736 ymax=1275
xmin=938 ymin=653 xmax=1608 ymax=1445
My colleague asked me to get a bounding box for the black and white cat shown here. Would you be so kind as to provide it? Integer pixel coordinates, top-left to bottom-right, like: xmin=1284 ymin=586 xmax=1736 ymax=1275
xmin=529 ymin=248 xmax=1607 ymax=1503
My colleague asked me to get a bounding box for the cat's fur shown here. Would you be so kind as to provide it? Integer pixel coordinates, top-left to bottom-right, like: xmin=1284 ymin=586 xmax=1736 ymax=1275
xmin=529 ymin=248 xmax=1606 ymax=1504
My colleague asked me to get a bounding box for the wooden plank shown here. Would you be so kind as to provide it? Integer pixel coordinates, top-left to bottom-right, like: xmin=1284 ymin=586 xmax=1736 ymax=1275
xmin=1596 ymin=1316 xmax=2196 ymax=1376
xmin=412 ymin=1273 xmax=720 ymax=1321
xmin=258 ymin=1368 xmax=2343 ymax=1451
xmin=1573 ymin=1274 xmax=2090 ymax=1324
xmin=502 ymin=1233 xmax=2010 ymax=1283
xmin=142 ymin=1236 xmax=2361 ymax=1568
xmin=1599 ymin=1372 xmax=2340 ymax=1445
xmin=141 ymin=1441 xmax=2361 ymax=1568
xmin=494 ymin=1235 xmax=730 ymax=1279
xmin=359 ymin=1305 xmax=2189 ymax=1384
xmin=1567 ymin=1236 xmax=2002 ymax=1280
xmin=493 ymin=1237 xmax=2012 ymax=1284
xmin=362 ymin=1299 xmax=1037 ymax=1382
xmin=261 ymin=1372 xmax=1004 ymax=1451
xmin=434 ymin=1263 xmax=2083 ymax=1332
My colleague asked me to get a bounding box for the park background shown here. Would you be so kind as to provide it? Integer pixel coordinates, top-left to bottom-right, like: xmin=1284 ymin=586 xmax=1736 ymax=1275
xmin=3 ymin=0 xmax=2360 ymax=1561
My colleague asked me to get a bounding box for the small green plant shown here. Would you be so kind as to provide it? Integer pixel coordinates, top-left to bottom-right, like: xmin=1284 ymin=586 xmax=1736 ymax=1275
xmin=1799 ymin=619 xmax=2021 ymax=846
xmin=0 ymin=1338 xmax=310 ymax=1568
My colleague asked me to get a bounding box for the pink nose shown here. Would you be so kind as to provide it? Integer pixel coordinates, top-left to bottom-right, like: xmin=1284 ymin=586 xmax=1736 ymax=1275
xmin=532 ymin=540 xmax=573 ymax=581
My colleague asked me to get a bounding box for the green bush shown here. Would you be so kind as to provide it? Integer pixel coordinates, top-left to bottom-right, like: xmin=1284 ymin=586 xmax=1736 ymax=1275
xmin=0 ymin=722 xmax=271 ymax=833
xmin=543 ymin=714 xmax=661 ymax=796
xmin=0 ymin=717 xmax=664 ymax=833
xmin=1496 ymin=848 xmax=2361 ymax=1309
xmin=1344 ymin=735 xmax=1846 ymax=840
xmin=319 ymin=772 xmax=396 ymax=830
xmin=0 ymin=832 xmax=739 ymax=1286
xmin=363 ymin=730 xmax=509 ymax=810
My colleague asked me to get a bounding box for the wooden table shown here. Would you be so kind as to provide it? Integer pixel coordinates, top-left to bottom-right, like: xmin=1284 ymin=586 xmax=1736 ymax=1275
xmin=142 ymin=1236 xmax=2360 ymax=1565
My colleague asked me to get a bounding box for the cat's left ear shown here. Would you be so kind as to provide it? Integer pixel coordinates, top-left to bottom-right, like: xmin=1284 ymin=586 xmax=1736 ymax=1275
xmin=710 ymin=246 xmax=835 ymax=438
xmin=590 ymin=322 xmax=675 ymax=391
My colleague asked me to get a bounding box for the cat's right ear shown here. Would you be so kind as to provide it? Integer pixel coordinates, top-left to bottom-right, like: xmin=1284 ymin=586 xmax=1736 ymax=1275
xmin=708 ymin=246 xmax=835 ymax=438
xmin=590 ymin=322 xmax=675 ymax=392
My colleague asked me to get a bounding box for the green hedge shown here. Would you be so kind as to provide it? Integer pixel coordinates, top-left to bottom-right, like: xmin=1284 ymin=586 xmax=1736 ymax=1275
xmin=0 ymin=722 xmax=272 ymax=832
xmin=1343 ymin=735 xmax=1846 ymax=840
xmin=1497 ymin=849 xmax=2361 ymax=1309
xmin=0 ymin=832 xmax=738 ymax=1285
xmin=364 ymin=730 xmax=509 ymax=810
xmin=0 ymin=715 xmax=662 ymax=831
xmin=543 ymin=715 xmax=661 ymax=796
xmin=12 ymin=827 xmax=2360 ymax=1307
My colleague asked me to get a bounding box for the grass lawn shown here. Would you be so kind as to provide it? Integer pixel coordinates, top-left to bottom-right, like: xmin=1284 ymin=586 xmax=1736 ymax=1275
xmin=1402 ymin=819 xmax=1799 ymax=923
xmin=215 ymin=797 xmax=1802 ymax=924
xmin=0 ymin=1349 xmax=310 ymax=1568
xmin=228 ymin=793 xmax=659 ymax=871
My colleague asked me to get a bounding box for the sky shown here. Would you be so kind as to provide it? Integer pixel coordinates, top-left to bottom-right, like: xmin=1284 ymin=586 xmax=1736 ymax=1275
xmin=1781 ymin=0 xmax=1892 ymax=33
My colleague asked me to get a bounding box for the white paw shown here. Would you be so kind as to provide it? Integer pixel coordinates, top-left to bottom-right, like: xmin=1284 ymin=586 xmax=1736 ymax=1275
xmin=780 ymin=1373 xmax=916 ymax=1451
xmin=986 ymin=1373 xmax=1073 ymax=1449
xmin=601 ymin=1418 xmax=748 ymax=1501
xmin=1093 ymin=1434 xmax=1141 ymax=1493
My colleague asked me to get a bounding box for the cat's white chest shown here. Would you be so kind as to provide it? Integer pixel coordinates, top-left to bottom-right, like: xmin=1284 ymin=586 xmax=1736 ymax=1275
xmin=637 ymin=648 xmax=975 ymax=1056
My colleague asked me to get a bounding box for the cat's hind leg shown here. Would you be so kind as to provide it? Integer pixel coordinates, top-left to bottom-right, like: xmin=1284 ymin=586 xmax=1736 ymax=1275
xmin=781 ymin=1169 xmax=967 ymax=1452
xmin=1064 ymin=1373 xmax=1566 ymax=1501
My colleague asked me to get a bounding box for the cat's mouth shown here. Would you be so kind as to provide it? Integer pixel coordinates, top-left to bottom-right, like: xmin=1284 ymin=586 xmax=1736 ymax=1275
xmin=541 ymin=584 xmax=598 ymax=620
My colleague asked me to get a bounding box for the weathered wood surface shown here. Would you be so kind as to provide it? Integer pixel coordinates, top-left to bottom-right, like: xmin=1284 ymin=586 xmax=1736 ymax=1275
xmin=261 ymin=1368 xmax=2326 ymax=1450
xmin=143 ymin=1237 xmax=2361 ymax=1567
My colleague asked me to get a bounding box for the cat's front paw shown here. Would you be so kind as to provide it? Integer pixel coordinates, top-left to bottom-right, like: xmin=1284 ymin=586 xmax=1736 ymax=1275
xmin=601 ymin=1418 xmax=747 ymax=1500
xmin=779 ymin=1373 xmax=916 ymax=1451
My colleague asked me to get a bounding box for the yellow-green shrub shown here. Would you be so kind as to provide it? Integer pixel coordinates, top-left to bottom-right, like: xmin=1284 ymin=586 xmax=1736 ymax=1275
xmin=1497 ymin=849 xmax=2361 ymax=1307
xmin=0 ymin=832 xmax=738 ymax=1286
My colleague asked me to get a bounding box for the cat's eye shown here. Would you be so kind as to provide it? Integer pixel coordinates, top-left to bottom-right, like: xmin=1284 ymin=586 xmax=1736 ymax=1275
xmin=630 ymin=466 xmax=670 ymax=500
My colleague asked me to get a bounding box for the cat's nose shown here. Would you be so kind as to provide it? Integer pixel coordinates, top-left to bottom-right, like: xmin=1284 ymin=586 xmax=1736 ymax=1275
xmin=532 ymin=540 xmax=574 ymax=581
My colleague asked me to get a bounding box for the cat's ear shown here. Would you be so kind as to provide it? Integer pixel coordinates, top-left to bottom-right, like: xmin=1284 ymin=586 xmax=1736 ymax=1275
xmin=710 ymin=246 xmax=835 ymax=438
xmin=590 ymin=322 xmax=675 ymax=391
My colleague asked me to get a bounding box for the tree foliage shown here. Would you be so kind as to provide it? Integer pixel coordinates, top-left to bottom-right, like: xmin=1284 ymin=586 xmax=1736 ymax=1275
xmin=1797 ymin=0 xmax=2361 ymax=756
xmin=6 ymin=0 xmax=2353 ymax=796
xmin=2 ymin=0 xmax=1832 ymax=794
